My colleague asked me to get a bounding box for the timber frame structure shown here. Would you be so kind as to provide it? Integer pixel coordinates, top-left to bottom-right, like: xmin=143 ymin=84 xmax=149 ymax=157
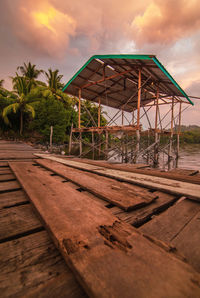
xmin=63 ymin=54 xmax=194 ymax=169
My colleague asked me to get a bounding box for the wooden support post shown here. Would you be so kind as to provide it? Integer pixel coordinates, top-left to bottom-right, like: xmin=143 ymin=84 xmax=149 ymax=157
xmin=121 ymin=109 xmax=124 ymax=163
xmin=78 ymin=89 xmax=82 ymax=157
xmin=125 ymin=134 xmax=128 ymax=163
xmin=137 ymin=69 xmax=141 ymax=129
xmin=154 ymin=87 xmax=159 ymax=167
xmin=134 ymin=68 xmax=141 ymax=163
xmin=98 ymin=98 xmax=101 ymax=128
xmin=79 ymin=132 xmax=82 ymax=157
xmin=98 ymin=132 xmax=101 ymax=158
xmin=69 ymin=123 xmax=73 ymax=155
xmin=147 ymin=130 xmax=150 ymax=165
xmin=132 ymin=109 xmax=135 ymax=125
xmin=78 ymin=89 xmax=81 ymax=129
xmin=176 ymin=102 xmax=182 ymax=167
xmin=168 ymin=98 xmax=174 ymax=170
xmin=98 ymin=99 xmax=101 ymax=159
xmin=92 ymin=131 xmax=95 ymax=160
xmin=105 ymin=130 xmax=108 ymax=160
xmin=50 ymin=126 xmax=53 ymax=153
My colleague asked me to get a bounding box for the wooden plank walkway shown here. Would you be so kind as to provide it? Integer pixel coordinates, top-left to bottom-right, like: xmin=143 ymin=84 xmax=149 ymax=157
xmin=35 ymin=154 xmax=200 ymax=201
xmin=1 ymin=141 xmax=200 ymax=297
xmin=0 ymin=140 xmax=41 ymax=160
xmin=10 ymin=161 xmax=200 ymax=298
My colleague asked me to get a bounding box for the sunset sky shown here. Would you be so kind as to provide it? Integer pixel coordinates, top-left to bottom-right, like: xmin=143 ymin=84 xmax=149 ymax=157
xmin=0 ymin=0 xmax=200 ymax=125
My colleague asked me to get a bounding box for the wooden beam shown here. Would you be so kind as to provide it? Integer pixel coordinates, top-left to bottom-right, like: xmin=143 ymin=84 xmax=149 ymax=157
xmin=82 ymin=69 xmax=134 ymax=89
xmin=72 ymin=125 xmax=139 ymax=133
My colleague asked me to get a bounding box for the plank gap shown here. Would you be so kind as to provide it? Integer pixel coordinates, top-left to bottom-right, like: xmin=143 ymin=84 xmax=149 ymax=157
xmin=106 ymin=203 xmax=115 ymax=209
xmin=0 ymin=187 xmax=22 ymax=194
xmin=0 ymin=178 xmax=16 ymax=183
xmin=133 ymin=197 xmax=179 ymax=228
xmin=0 ymin=226 xmax=45 ymax=244
xmin=76 ymin=187 xmax=86 ymax=192
xmin=3 ymin=201 xmax=30 ymax=209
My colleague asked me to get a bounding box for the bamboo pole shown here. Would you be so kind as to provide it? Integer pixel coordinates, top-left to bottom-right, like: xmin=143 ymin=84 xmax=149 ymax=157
xmin=79 ymin=89 xmax=82 ymax=157
xmin=168 ymin=97 xmax=174 ymax=170
xmin=105 ymin=130 xmax=108 ymax=160
xmin=176 ymin=102 xmax=182 ymax=167
xmin=134 ymin=68 xmax=141 ymax=163
xmin=154 ymin=87 xmax=159 ymax=167
xmin=98 ymin=98 xmax=101 ymax=127
xmin=69 ymin=123 xmax=73 ymax=155
xmin=92 ymin=131 xmax=95 ymax=160
xmin=50 ymin=126 xmax=53 ymax=153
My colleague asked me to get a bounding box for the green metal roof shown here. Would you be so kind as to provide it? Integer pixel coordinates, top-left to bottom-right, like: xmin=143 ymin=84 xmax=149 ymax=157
xmin=62 ymin=54 xmax=193 ymax=110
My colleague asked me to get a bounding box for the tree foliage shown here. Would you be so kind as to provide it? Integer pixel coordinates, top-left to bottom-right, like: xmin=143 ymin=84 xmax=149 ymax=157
xmin=0 ymin=62 xmax=107 ymax=144
xmin=2 ymin=76 xmax=36 ymax=135
xmin=29 ymin=98 xmax=68 ymax=143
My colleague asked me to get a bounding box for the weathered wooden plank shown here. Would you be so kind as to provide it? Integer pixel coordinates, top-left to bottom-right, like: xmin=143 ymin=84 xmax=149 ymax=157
xmin=0 ymin=204 xmax=42 ymax=242
xmin=10 ymin=162 xmax=200 ymax=298
xmin=0 ymin=190 xmax=28 ymax=209
xmin=0 ymin=162 xmax=8 ymax=167
xmin=0 ymin=174 xmax=16 ymax=182
xmin=0 ymin=169 xmax=12 ymax=175
xmin=36 ymin=159 xmax=157 ymax=211
xmin=0 ymin=231 xmax=86 ymax=298
xmin=172 ymin=209 xmax=200 ymax=273
xmin=140 ymin=199 xmax=200 ymax=273
xmin=0 ymin=143 xmax=36 ymax=149
xmin=0 ymin=147 xmax=39 ymax=151
xmin=64 ymin=157 xmax=200 ymax=184
xmin=0 ymin=151 xmax=36 ymax=159
xmin=35 ymin=154 xmax=200 ymax=202
xmin=140 ymin=199 xmax=200 ymax=242
xmin=0 ymin=180 xmax=21 ymax=193
xmin=111 ymin=191 xmax=178 ymax=226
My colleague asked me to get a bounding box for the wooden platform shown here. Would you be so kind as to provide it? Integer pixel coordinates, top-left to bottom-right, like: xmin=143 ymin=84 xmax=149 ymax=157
xmin=1 ymin=140 xmax=200 ymax=297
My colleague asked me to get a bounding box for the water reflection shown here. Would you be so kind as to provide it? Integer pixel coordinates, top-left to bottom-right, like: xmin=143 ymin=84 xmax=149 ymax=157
xmin=178 ymin=144 xmax=200 ymax=170
xmin=69 ymin=144 xmax=200 ymax=171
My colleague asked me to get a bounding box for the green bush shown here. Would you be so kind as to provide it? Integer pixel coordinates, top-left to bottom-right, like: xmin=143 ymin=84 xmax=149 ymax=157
xmin=29 ymin=98 xmax=68 ymax=143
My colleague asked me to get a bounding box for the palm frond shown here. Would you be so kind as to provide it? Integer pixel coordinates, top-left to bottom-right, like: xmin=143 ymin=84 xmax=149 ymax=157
xmin=2 ymin=103 xmax=20 ymax=125
xmin=24 ymin=104 xmax=35 ymax=118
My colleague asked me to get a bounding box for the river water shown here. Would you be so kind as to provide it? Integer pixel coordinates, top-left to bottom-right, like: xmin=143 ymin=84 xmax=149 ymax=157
xmin=70 ymin=144 xmax=200 ymax=171
xmin=177 ymin=144 xmax=200 ymax=170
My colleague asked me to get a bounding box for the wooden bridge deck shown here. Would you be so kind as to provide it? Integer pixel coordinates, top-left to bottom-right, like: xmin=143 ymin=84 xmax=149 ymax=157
xmin=0 ymin=140 xmax=200 ymax=297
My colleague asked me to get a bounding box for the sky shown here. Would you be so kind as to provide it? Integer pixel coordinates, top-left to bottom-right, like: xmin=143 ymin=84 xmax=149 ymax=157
xmin=0 ymin=0 xmax=200 ymax=125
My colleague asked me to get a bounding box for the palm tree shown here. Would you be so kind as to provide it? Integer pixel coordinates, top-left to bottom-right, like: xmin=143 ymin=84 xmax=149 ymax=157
xmin=0 ymin=79 xmax=4 ymax=88
xmin=17 ymin=62 xmax=45 ymax=86
xmin=3 ymin=75 xmax=35 ymax=135
xmin=45 ymin=68 xmax=64 ymax=92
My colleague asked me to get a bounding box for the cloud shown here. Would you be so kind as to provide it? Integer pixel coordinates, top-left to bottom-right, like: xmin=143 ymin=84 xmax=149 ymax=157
xmin=0 ymin=0 xmax=200 ymax=125
xmin=131 ymin=0 xmax=200 ymax=45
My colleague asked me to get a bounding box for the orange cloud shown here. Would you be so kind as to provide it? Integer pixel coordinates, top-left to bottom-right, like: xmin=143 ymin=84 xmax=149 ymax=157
xmin=131 ymin=0 xmax=200 ymax=45
xmin=15 ymin=0 xmax=76 ymax=57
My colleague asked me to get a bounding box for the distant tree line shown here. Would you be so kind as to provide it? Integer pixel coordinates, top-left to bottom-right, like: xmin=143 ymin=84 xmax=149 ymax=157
xmin=179 ymin=126 xmax=200 ymax=144
xmin=0 ymin=62 xmax=107 ymax=144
